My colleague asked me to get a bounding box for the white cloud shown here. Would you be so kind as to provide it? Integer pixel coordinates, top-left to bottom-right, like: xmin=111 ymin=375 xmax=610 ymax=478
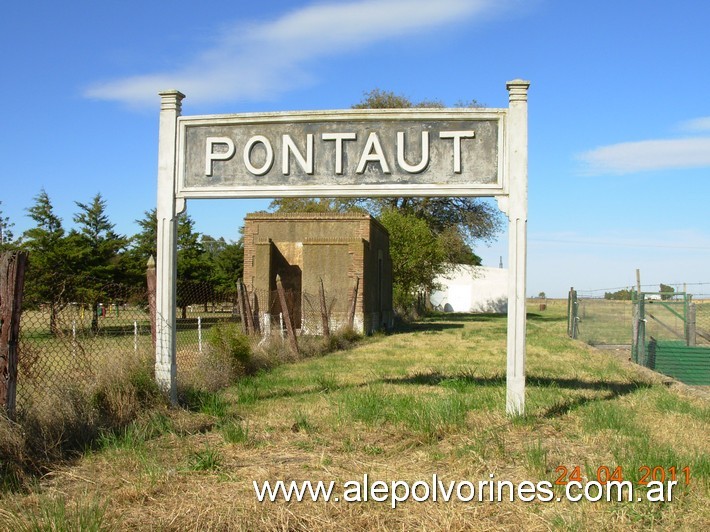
xmin=679 ymin=116 xmax=710 ymax=132
xmin=84 ymin=0 xmax=505 ymax=107
xmin=578 ymin=137 xmax=710 ymax=175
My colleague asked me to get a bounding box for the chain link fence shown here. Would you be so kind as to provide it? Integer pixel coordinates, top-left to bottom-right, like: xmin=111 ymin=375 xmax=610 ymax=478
xmin=173 ymin=284 xmax=353 ymax=368
xmin=689 ymin=290 xmax=710 ymax=346
xmin=14 ymin=275 xmax=356 ymax=414
xmin=17 ymin=280 xmax=155 ymax=413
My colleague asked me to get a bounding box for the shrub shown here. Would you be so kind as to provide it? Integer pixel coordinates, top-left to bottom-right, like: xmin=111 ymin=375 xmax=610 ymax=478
xmin=189 ymin=322 xmax=253 ymax=392
xmin=208 ymin=322 xmax=251 ymax=372
xmin=327 ymin=327 xmax=362 ymax=351
xmin=208 ymin=323 xmax=251 ymax=367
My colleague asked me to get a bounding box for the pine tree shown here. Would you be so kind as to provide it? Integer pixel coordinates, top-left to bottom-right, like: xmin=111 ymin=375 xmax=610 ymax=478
xmin=70 ymin=193 xmax=128 ymax=331
xmin=22 ymin=190 xmax=75 ymax=334
xmin=176 ymin=214 xmax=214 ymax=317
xmin=127 ymin=209 xmax=216 ymax=317
xmin=0 ymin=200 xmax=15 ymax=250
xmin=202 ymin=236 xmax=244 ymax=296
xmin=123 ymin=208 xmax=158 ymax=286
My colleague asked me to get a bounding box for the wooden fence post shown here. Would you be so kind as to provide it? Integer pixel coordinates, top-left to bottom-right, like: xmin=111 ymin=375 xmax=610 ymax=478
xmin=347 ymin=277 xmax=360 ymax=330
xmin=319 ymin=278 xmax=330 ymax=340
xmin=276 ymin=275 xmax=298 ymax=355
xmin=242 ymin=282 xmax=255 ymax=336
xmin=252 ymin=292 xmax=261 ymax=335
xmin=1 ymin=251 xmax=28 ymax=419
xmin=236 ymin=279 xmax=250 ymax=335
xmin=146 ymin=256 xmax=157 ymax=349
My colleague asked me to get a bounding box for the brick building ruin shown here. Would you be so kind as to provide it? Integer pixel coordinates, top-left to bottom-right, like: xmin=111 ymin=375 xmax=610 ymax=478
xmin=242 ymin=212 xmax=393 ymax=335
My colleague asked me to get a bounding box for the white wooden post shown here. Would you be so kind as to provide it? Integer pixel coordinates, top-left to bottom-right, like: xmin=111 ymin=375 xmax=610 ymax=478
xmin=504 ymin=79 xmax=529 ymax=415
xmin=155 ymin=90 xmax=184 ymax=404
xmin=198 ymin=316 xmax=202 ymax=354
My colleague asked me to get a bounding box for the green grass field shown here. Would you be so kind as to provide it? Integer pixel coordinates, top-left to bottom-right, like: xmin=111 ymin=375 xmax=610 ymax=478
xmin=2 ymin=302 xmax=708 ymax=530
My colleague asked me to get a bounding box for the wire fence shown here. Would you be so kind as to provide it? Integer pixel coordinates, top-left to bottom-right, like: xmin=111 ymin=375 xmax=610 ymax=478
xmin=571 ymin=296 xmax=633 ymax=347
xmin=568 ymin=283 xmax=710 ymax=348
xmin=14 ymin=276 xmax=356 ymax=415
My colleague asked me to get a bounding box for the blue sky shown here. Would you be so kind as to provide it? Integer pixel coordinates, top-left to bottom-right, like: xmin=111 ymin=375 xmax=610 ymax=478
xmin=2 ymin=0 xmax=709 ymax=298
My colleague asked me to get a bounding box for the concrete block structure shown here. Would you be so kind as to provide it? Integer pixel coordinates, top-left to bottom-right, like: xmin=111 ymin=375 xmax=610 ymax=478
xmin=430 ymin=265 xmax=508 ymax=313
xmin=243 ymin=212 xmax=393 ymax=334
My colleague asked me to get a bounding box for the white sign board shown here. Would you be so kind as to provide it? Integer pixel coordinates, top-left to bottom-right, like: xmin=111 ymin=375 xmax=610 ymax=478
xmin=155 ymin=80 xmax=529 ymax=414
xmin=176 ymin=110 xmax=505 ymax=198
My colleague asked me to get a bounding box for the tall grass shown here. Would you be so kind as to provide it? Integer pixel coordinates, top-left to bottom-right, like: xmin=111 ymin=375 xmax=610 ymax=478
xmin=0 ymin=351 xmax=165 ymax=490
xmin=184 ymin=322 xmax=363 ymax=394
xmin=1 ymin=494 xmax=108 ymax=531
xmin=337 ymin=384 xmax=470 ymax=443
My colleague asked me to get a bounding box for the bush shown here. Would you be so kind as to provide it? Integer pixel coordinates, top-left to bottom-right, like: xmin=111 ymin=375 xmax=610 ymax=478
xmin=208 ymin=323 xmax=251 ymax=372
xmin=189 ymin=323 xmax=253 ymax=392
xmin=327 ymin=327 xmax=362 ymax=351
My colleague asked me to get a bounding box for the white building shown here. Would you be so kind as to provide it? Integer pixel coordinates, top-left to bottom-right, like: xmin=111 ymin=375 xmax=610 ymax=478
xmin=430 ymin=265 xmax=508 ymax=313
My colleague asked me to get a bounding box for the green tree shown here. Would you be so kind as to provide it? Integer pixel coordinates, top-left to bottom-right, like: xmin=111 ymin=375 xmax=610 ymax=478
xmin=174 ymin=215 xmax=214 ymax=317
xmin=21 ymin=190 xmax=76 ymax=333
xmin=201 ymin=235 xmax=244 ymax=296
xmin=71 ymin=193 xmax=128 ymax=279
xmin=604 ymin=289 xmax=632 ymax=300
xmin=125 ymin=209 xmax=217 ymax=317
xmin=659 ymin=283 xmax=675 ymax=300
xmin=0 ymin=200 xmax=15 ymax=250
xmin=123 ymin=208 xmax=158 ymax=286
xmin=70 ymin=193 xmax=128 ymax=331
xmin=351 ymin=88 xmax=449 ymax=110
xmin=126 ymin=209 xmax=216 ymax=288
xmin=378 ymin=208 xmax=446 ymax=311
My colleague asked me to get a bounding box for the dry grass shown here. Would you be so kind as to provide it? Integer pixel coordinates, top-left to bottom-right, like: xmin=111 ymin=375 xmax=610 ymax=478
xmin=0 ymin=349 xmax=165 ymax=489
xmin=1 ymin=302 xmax=708 ymax=530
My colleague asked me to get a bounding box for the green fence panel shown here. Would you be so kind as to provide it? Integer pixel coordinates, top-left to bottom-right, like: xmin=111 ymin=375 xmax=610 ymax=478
xmin=648 ymin=340 xmax=710 ymax=385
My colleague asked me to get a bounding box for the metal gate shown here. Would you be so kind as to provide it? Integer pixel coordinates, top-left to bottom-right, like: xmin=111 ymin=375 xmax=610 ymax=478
xmin=632 ymin=291 xmax=710 ymax=385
